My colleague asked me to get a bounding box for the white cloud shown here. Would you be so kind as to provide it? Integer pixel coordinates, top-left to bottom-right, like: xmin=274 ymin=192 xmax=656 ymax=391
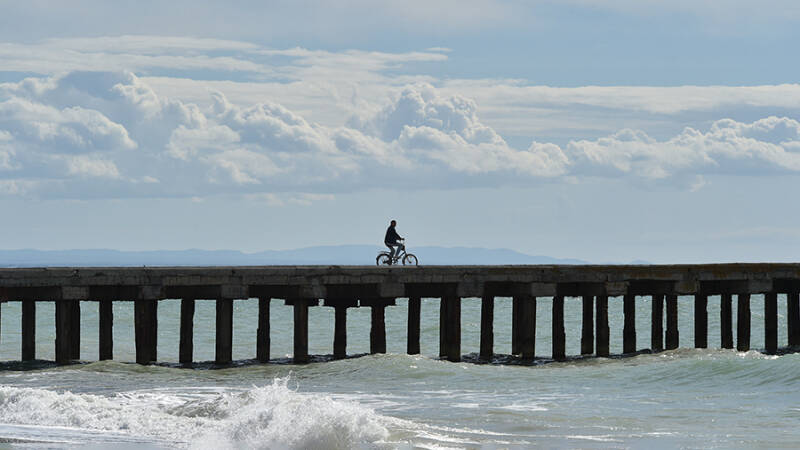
xmin=566 ymin=116 xmax=800 ymax=179
xmin=65 ymin=155 xmax=121 ymax=178
xmin=1 ymin=71 xmax=799 ymax=199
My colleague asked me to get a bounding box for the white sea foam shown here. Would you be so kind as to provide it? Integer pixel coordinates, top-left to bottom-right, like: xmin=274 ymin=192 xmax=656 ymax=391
xmin=0 ymin=377 xmax=390 ymax=449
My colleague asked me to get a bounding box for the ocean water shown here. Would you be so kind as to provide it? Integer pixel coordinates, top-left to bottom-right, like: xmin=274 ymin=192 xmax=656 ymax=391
xmin=1 ymin=295 xmax=800 ymax=448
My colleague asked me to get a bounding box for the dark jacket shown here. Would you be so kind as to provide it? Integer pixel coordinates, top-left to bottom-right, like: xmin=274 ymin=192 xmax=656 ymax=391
xmin=384 ymin=225 xmax=402 ymax=245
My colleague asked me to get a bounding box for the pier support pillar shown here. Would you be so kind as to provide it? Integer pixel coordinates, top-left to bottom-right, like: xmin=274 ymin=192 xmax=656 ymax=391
xmin=333 ymin=305 xmax=347 ymax=359
xmin=511 ymin=296 xmax=521 ymax=355
xmin=787 ymin=291 xmax=800 ymax=347
xmin=581 ymin=296 xmax=593 ymax=355
xmin=55 ymin=301 xmax=73 ymax=364
xmin=737 ymin=294 xmax=751 ymax=351
xmin=596 ymin=295 xmax=609 ymax=357
xmin=134 ymin=300 xmax=158 ymax=364
xmin=370 ymin=304 xmax=387 ymax=354
xmin=407 ymin=296 xmax=421 ymax=355
xmin=519 ymin=295 xmax=536 ymax=361
xmin=651 ymin=294 xmax=664 ymax=352
xmin=179 ymin=298 xmax=194 ymax=365
xmin=439 ymin=296 xmax=461 ymax=362
xmin=257 ymin=298 xmax=270 ymax=362
xmin=480 ymin=295 xmax=494 ymax=361
xmin=70 ymin=301 xmax=80 ymax=360
xmin=293 ymin=299 xmax=309 ymax=363
xmin=694 ymin=294 xmax=708 ymax=349
xmin=765 ymin=292 xmax=778 ymax=354
xmin=666 ymin=295 xmax=679 ymax=350
xmin=21 ymin=300 xmax=35 ymax=361
xmin=215 ymin=299 xmax=233 ymax=365
xmin=552 ymin=295 xmax=565 ymax=360
xmin=623 ymin=295 xmax=636 ymax=353
xmin=720 ymin=294 xmax=733 ymax=349
xmin=99 ymin=300 xmax=113 ymax=361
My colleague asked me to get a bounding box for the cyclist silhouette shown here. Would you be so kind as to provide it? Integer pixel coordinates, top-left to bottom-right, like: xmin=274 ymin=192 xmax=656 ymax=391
xmin=384 ymin=219 xmax=404 ymax=261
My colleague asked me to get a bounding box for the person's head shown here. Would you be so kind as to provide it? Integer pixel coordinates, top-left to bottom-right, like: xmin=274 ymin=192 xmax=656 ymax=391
xmin=390 ymin=220 xmax=396 ymax=226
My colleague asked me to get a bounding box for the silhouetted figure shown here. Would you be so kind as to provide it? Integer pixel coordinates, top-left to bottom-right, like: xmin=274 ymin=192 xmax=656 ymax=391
xmin=384 ymin=220 xmax=404 ymax=262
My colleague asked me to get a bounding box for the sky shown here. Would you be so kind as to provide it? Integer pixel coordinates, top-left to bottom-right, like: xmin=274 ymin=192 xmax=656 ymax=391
xmin=1 ymin=0 xmax=800 ymax=263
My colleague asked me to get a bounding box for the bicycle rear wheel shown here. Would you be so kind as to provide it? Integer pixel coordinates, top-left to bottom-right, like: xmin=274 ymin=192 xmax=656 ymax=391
xmin=376 ymin=253 xmax=391 ymax=265
xmin=402 ymin=254 xmax=418 ymax=266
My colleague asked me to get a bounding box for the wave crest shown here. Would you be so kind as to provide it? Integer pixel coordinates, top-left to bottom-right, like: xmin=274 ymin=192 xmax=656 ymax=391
xmin=0 ymin=377 xmax=389 ymax=449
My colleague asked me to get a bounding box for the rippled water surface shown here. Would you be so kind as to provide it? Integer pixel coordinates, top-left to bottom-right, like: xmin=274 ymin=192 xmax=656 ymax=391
xmin=1 ymin=296 xmax=800 ymax=448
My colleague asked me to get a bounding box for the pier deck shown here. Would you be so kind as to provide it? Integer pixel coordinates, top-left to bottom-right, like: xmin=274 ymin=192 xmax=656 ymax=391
xmin=1 ymin=264 xmax=799 ymax=365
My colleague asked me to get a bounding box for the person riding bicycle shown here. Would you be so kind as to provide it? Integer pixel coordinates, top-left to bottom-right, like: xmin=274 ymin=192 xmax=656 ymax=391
xmin=384 ymin=220 xmax=404 ymax=262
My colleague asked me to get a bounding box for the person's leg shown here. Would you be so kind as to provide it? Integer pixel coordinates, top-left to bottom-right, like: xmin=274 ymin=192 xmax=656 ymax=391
xmin=386 ymin=244 xmax=395 ymax=260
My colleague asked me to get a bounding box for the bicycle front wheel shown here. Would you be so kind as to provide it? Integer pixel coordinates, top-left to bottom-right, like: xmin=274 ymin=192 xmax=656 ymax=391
xmin=376 ymin=253 xmax=391 ymax=266
xmin=402 ymin=254 xmax=418 ymax=266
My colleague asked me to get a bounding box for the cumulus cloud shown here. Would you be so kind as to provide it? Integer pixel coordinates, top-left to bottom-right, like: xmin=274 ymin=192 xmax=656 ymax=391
xmin=0 ymin=71 xmax=799 ymax=200
xmin=566 ymin=116 xmax=800 ymax=180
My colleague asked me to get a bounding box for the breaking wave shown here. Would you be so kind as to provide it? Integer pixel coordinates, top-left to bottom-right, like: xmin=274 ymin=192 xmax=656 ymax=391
xmin=0 ymin=377 xmax=390 ymax=449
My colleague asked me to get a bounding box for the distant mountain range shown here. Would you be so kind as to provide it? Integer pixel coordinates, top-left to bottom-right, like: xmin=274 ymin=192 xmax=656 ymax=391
xmin=0 ymin=246 xmax=589 ymax=267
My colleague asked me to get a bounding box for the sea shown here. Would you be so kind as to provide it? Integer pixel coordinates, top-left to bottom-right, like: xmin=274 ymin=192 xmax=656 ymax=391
xmin=1 ymin=295 xmax=799 ymax=448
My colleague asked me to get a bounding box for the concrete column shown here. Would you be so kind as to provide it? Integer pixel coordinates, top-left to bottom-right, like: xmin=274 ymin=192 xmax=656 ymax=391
xmin=651 ymin=294 xmax=664 ymax=352
xmin=407 ymin=296 xmax=421 ymax=355
xmin=99 ymin=300 xmax=113 ymax=361
xmin=479 ymin=295 xmax=494 ymax=361
xmin=70 ymin=301 xmax=80 ymax=360
xmin=257 ymin=298 xmax=270 ymax=362
xmin=150 ymin=300 xmax=158 ymax=361
xmin=520 ymin=295 xmax=536 ymax=361
xmin=666 ymin=294 xmax=679 ymax=350
xmin=55 ymin=301 xmax=72 ymax=364
xmin=293 ymin=299 xmax=309 ymax=363
xmin=439 ymin=296 xmax=461 ymax=362
xmin=21 ymin=300 xmax=35 ymax=361
xmin=552 ymin=295 xmax=565 ymax=360
xmin=134 ymin=300 xmax=157 ymax=364
xmin=787 ymin=291 xmax=800 ymax=347
xmin=623 ymin=294 xmax=636 ymax=354
xmin=179 ymin=298 xmax=194 ymax=365
xmin=765 ymin=292 xmax=778 ymax=354
xmin=370 ymin=304 xmax=387 ymax=354
xmin=737 ymin=294 xmax=750 ymax=351
xmin=581 ymin=296 xmax=593 ymax=355
xmin=511 ymin=296 xmax=521 ymax=355
xmin=333 ymin=305 xmax=347 ymax=359
xmin=439 ymin=298 xmax=444 ymax=357
xmin=215 ymin=299 xmax=233 ymax=365
xmin=595 ymin=295 xmax=610 ymax=357
xmin=694 ymin=294 xmax=708 ymax=349
xmin=720 ymin=293 xmax=733 ymax=349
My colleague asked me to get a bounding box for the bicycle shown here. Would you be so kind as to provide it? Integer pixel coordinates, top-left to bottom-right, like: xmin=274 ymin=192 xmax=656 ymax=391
xmin=376 ymin=239 xmax=418 ymax=266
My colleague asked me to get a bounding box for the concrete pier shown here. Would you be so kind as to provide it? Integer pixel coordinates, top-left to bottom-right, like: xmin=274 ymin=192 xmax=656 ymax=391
xmin=407 ymin=296 xmax=421 ymax=355
xmin=737 ymin=294 xmax=750 ymax=351
xmin=257 ymin=298 xmax=270 ymax=362
xmin=99 ymin=300 xmax=113 ymax=360
xmin=623 ymin=294 xmax=636 ymax=353
xmin=695 ymin=293 xmax=708 ymax=348
xmin=666 ymin=294 xmax=679 ymax=350
xmin=581 ymin=296 xmax=593 ymax=355
xmin=651 ymin=294 xmax=664 ymax=352
xmin=595 ymin=295 xmax=609 ymax=357
xmin=552 ymin=295 xmax=565 ymax=360
xmin=1 ymin=264 xmax=800 ymax=366
xmin=179 ymin=298 xmax=194 ymax=365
